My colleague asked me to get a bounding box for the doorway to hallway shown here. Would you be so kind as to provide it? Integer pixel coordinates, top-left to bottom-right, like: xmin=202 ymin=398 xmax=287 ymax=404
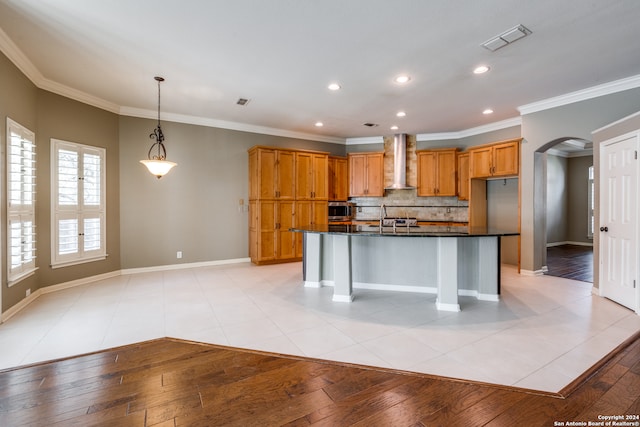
xmin=545 ymin=244 xmax=593 ymax=282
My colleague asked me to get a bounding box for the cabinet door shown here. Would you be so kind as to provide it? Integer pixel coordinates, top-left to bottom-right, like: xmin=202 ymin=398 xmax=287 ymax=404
xmin=349 ymin=154 xmax=367 ymax=197
xmin=295 ymin=201 xmax=312 ymax=258
xmin=312 ymin=201 xmax=328 ymax=226
xmin=469 ymin=146 xmax=493 ymax=178
xmin=257 ymin=201 xmax=277 ymax=261
xmin=457 ymin=153 xmax=469 ymax=201
xmin=437 ymin=150 xmax=457 ymax=196
xmin=277 ymin=201 xmax=296 ymax=259
xmin=249 ymin=200 xmax=257 ymax=260
xmin=365 ymin=153 xmax=385 ymax=196
xmin=295 ymin=152 xmax=313 ymax=199
xmin=492 ymin=141 xmax=519 ymax=177
xmin=417 ymin=152 xmax=437 ymax=196
xmin=312 ymin=154 xmax=328 ymax=199
xmin=276 ymin=150 xmax=296 ymax=199
xmin=258 ymin=148 xmax=277 ymax=198
xmin=334 ymin=158 xmax=349 ymax=201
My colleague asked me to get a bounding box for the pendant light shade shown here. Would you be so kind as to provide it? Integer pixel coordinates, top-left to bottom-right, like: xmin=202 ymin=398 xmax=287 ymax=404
xmin=141 ymin=76 xmax=177 ymax=178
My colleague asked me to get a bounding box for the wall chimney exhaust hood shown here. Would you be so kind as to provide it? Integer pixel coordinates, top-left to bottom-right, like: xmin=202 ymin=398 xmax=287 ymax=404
xmin=385 ymin=133 xmax=415 ymax=190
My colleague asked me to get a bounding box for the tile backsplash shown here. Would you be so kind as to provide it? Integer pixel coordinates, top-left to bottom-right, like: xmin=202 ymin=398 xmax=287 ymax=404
xmin=350 ymin=189 xmax=468 ymax=223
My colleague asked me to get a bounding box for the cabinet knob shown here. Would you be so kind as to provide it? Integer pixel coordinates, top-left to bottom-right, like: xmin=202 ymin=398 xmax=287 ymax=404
xmin=600 ymin=226 xmax=608 ymax=232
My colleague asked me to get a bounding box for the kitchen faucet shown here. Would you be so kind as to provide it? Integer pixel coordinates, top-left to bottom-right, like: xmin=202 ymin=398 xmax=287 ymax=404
xmin=379 ymin=204 xmax=387 ymax=228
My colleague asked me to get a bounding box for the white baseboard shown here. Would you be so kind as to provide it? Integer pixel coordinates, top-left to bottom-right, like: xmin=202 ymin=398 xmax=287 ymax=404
xmin=121 ymin=257 xmax=251 ymax=275
xmin=546 ymin=241 xmax=593 ymax=248
xmin=520 ymin=269 xmax=545 ymax=276
xmin=436 ymin=301 xmax=461 ymax=312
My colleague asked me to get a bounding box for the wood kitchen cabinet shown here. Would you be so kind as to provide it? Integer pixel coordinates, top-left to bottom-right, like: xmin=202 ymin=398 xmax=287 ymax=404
xmin=248 ymin=147 xmax=295 ymax=200
xmin=294 ymin=200 xmax=328 ymax=258
xmin=469 ymin=139 xmax=520 ymax=178
xmin=348 ymin=152 xmax=384 ymax=197
xmin=248 ymin=145 xmax=329 ymax=264
xmin=296 ymin=152 xmax=328 ymax=200
xmin=328 ymin=156 xmax=348 ymax=201
xmin=457 ymin=152 xmax=469 ymax=200
xmin=249 ymin=200 xmax=296 ymax=263
xmin=416 ymin=148 xmax=458 ymax=197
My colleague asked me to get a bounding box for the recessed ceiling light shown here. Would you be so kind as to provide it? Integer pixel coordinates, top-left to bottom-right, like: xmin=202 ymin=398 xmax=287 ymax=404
xmin=394 ymin=75 xmax=411 ymax=84
xmin=327 ymin=83 xmax=341 ymax=91
xmin=315 ymin=121 xmax=324 ymax=127
xmin=483 ymin=109 xmax=494 ymax=115
xmin=390 ymin=125 xmax=399 ymax=130
xmin=396 ymin=111 xmax=406 ymax=117
xmin=473 ymin=65 xmax=490 ymax=74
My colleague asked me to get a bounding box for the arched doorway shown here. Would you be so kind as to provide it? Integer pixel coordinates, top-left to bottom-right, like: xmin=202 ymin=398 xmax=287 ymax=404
xmin=537 ymin=137 xmax=594 ymax=281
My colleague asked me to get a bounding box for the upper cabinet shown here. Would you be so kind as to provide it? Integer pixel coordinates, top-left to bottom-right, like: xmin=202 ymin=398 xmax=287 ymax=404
xmin=469 ymin=138 xmax=521 ymax=178
xmin=457 ymin=152 xmax=469 ymax=201
xmin=416 ymin=148 xmax=458 ymax=197
xmin=249 ymin=147 xmax=296 ymax=200
xmin=328 ymin=156 xmax=349 ymax=201
xmin=348 ymin=152 xmax=384 ymax=197
xmin=295 ymin=152 xmax=328 ymax=200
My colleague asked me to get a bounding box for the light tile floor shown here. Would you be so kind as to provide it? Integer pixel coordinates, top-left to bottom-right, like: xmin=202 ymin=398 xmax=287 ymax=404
xmin=0 ymin=262 xmax=638 ymax=393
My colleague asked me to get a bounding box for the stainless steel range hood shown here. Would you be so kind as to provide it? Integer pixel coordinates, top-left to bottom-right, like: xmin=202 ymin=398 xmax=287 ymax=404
xmin=385 ymin=133 xmax=415 ymax=190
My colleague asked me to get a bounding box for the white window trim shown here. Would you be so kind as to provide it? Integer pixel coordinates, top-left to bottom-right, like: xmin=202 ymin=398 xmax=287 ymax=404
xmin=7 ymin=118 xmax=37 ymax=286
xmin=51 ymin=139 xmax=107 ymax=268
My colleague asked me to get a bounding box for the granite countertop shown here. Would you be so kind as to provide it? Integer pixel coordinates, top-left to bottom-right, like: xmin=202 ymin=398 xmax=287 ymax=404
xmin=291 ymin=224 xmax=519 ymax=237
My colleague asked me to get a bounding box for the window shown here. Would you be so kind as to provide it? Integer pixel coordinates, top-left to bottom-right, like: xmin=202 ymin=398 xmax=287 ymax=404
xmin=51 ymin=139 xmax=106 ymax=267
xmin=587 ymin=165 xmax=594 ymax=239
xmin=7 ymin=118 xmax=37 ymax=284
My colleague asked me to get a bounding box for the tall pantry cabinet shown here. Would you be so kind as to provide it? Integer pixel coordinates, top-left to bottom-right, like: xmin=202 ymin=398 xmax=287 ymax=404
xmin=248 ymin=146 xmax=328 ymax=265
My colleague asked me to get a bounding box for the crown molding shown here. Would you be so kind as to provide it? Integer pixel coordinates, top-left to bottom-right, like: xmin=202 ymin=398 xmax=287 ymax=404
xmin=120 ymin=107 xmax=346 ymax=145
xmin=344 ymin=136 xmax=385 ymax=145
xmin=592 ymin=109 xmax=640 ymax=134
xmin=0 ymin=26 xmax=42 ymax=83
xmin=546 ymin=148 xmax=593 ymax=158
xmin=416 ymin=117 xmax=522 ymax=141
xmin=518 ymin=74 xmax=640 ymax=115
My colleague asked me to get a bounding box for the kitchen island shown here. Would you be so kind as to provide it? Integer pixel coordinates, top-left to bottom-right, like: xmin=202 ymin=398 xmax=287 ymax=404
xmin=291 ymin=224 xmax=519 ymax=311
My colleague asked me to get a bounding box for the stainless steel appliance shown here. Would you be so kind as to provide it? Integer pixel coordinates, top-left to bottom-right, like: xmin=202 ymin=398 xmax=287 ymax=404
xmin=328 ymin=201 xmax=354 ymax=222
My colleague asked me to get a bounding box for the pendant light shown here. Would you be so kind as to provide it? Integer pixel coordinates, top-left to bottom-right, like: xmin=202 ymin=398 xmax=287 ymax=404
xmin=140 ymin=76 xmax=177 ymax=178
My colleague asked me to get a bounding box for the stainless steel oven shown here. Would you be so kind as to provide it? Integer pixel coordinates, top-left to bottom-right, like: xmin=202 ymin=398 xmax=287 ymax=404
xmin=328 ymin=201 xmax=354 ymax=222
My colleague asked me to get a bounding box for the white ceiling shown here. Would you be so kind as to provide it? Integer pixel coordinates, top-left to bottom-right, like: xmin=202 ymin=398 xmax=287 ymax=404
xmin=1 ymin=0 xmax=639 ymax=142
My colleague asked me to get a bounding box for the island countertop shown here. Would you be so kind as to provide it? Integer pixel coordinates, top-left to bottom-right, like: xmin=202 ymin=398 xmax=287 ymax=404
xmin=291 ymin=224 xmax=519 ymax=238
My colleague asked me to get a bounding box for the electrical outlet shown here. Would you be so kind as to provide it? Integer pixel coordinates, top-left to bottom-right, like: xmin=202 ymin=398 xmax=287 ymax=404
xmin=177 ymin=251 xmax=183 ymax=259
xmin=26 ymin=288 xmax=31 ymax=297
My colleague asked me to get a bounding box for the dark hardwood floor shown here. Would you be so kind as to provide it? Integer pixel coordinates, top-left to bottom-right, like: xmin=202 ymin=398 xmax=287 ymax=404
xmin=545 ymin=244 xmax=593 ymax=282
xmin=0 ymin=335 xmax=638 ymax=426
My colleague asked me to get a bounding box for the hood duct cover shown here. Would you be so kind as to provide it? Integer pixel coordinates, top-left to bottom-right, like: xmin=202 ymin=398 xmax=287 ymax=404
xmin=386 ymin=133 xmax=415 ymax=190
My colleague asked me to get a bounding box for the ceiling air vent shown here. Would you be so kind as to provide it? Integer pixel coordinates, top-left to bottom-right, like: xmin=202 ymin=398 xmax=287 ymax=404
xmin=481 ymin=24 xmax=532 ymax=52
xmin=236 ymin=98 xmax=250 ymax=106
xmin=362 ymin=122 xmax=379 ymax=127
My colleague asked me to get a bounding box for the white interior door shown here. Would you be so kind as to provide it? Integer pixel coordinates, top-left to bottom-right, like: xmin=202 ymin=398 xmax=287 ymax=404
xmin=599 ymin=133 xmax=638 ymax=312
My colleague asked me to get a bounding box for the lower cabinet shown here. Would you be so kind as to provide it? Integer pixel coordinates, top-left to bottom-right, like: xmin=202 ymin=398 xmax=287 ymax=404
xmin=295 ymin=201 xmax=327 ymax=258
xmin=249 ymin=200 xmax=327 ymax=264
xmin=249 ymin=200 xmax=297 ymax=264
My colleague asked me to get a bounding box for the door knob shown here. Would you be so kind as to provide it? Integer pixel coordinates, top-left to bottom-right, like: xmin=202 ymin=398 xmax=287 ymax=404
xmin=600 ymin=226 xmax=608 ymax=232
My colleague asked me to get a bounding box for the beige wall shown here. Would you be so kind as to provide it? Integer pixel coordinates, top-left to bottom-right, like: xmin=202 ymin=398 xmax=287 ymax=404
xmin=0 ymin=52 xmax=121 ymax=312
xmin=118 ymin=116 xmax=344 ymax=269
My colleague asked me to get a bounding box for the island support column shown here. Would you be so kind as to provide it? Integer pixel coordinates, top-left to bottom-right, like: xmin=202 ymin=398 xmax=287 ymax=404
xmin=332 ymin=234 xmax=354 ymax=302
xmin=437 ymin=237 xmax=461 ymax=311
xmin=477 ymin=236 xmax=500 ymax=300
xmin=303 ymin=233 xmax=322 ymax=288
